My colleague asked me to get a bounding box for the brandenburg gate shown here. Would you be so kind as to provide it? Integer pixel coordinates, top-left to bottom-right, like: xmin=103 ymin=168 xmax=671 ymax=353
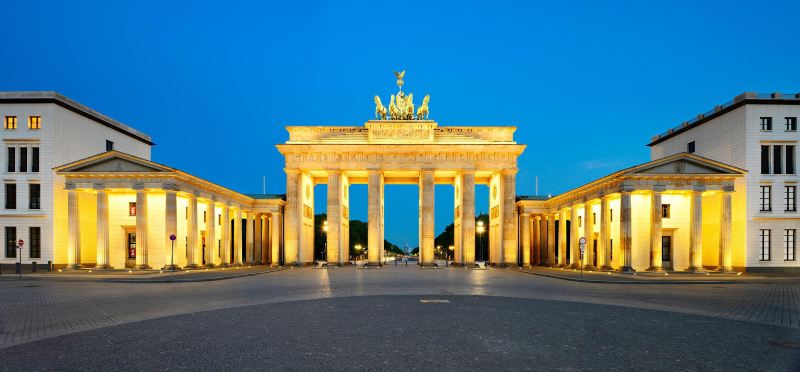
xmin=276 ymin=72 xmax=526 ymax=266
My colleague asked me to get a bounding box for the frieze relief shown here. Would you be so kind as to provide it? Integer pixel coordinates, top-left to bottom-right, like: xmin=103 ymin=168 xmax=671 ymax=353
xmin=286 ymin=152 xmax=518 ymax=168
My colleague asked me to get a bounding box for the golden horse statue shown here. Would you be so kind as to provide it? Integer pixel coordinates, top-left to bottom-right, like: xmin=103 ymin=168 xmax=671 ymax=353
xmin=390 ymin=92 xmax=414 ymax=120
xmin=416 ymin=95 xmax=430 ymax=120
xmin=374 ymin=95 xmax=387 ymax=120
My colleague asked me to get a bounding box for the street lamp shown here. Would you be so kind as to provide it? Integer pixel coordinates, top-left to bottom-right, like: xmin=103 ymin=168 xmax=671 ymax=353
xmin=436 ymin=245 xmax=441 ymax=261
xmin=476 ymin=220 xmax=485 ymax=262
xmin=355 ymin=244 xmax=362 ymax=262
xmin=448 ymin=245 xmax=454 ymax=261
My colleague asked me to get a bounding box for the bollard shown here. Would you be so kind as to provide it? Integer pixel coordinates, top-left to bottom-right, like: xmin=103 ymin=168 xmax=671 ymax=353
xmin=32 ymin=261 xmax=37 ymax=272
xmin=47 ymin=260 xmax=53 ymax=271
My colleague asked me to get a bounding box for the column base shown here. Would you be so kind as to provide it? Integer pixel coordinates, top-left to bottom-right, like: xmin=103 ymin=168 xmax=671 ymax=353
xmin=599 ymin=265 xmax=615 ymax=271
xmin=716 ymin=266 xmax=735 ymax=272
xmin=67 ymin=264 xmax=84 ymax=270
xmin=203 ymin=263 xmax=217 ymax=268
xmin=687 ymin=266 xmax=707 ymax=273
xmin=94 ymin=264 xmax=113 ymax=270
xmin=419 ymin=262 xmax=438 ymax=268
xmin=218 ymin=263 xmax=231 ymax=268
xmin=184 ymin=264 xmax=202 ymax=269
xmin=646 ymin=266 xmax=664 ymax=272
xmin=136 ymin=264 xmax=152 ymax=270
xmin=619 ymin=266 xmax=636 ymax=274
xmin=162 ymin=264 xmax=180 ymax=271
xmin=542 ymin=261 xmax=555 ymax=267
xmin=583 ymin=264 xmax=597 ymax=271
xmin=568 ymin=263 xmax=582 ymax=270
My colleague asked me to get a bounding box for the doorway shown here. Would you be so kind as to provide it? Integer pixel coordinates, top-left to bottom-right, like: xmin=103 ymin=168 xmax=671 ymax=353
xmin=125 ymin=229 xmax=136 ymax=268
xmin=661 ymin=234 xmax=673 ymax=270
xmin=592 ymin=237 xmax=598 ymax=267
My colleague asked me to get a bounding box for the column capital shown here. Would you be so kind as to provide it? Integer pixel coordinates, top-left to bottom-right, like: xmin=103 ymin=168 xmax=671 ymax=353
xmin=721 ymin=185 xmax=734 ymax=193
xmin=691 ymin=184 xmax=707 ymax=193
xmin=534 ymin=215 xmax=542 ymax=221
xmin=652 ymin=185 xmax=667 ymax=193
xmin=133 ymin=183 xmax=146 ymax=191
xmin=93 ymin=183 xmax=106 ymax=190
xmin=501 ymin=168 xmax=518 ymax=175
xmin=284 ymin=168 xmax=301 ymax=175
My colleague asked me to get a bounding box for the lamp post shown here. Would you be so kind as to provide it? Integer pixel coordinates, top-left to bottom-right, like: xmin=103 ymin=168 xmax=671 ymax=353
xmin=322 ymin=220 xmax=328 ymax=262
xmin=476 ymin=220 xmax=485 ymax=262
xmin=354 ymin=244 xmax=362 ymax=264
xmin=169 ymin=234 xmax=176 ymax=276
xmin=448 ymin=245 xmax=454 ymax=267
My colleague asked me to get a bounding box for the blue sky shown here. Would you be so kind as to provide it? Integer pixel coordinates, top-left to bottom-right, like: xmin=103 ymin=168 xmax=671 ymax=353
xmin=2 ymin=0 xmax=798 ymax=248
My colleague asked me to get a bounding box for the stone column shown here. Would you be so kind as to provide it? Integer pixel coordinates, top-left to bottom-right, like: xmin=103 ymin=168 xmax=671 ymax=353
xmin=254 ymin=213 xmax=262 ymax=264
xmin=186 ymin=195 xmax=200 ymax=268
xmin=246 ymin=212 xmax=255 ymax=264
xmin=367 ymin=170 xmax=383 ymax=266
xmin=544 ymin=214 xmax=554 ymax=266
xmin=570 ymin=205 xmax=582 ymax=269
xmin=688 ymin=188 xmax=706 ymax=272
xmin=419 ymin=170 xmax=435 ymax=266
xmin=584 ymin=203 xmax=595 ymax=270
xmin=271 ymin=212 xmax=282 ymax=265
xmin=647 ymin=188 xmax=664 ymax=271
xmin=558 ymin=209 xmax=567 ymax=266
xmin=66 ymin=188 xmax=82 ymax=269
xmin=163 ymin=190 xmax=178 ymax=269
xmin=233 ymin=208 xmax=242 ymax=266
xmin=283 ymin=169 xmax=300 ymax=264
xmin=718 ymin=189 xmax=734 ymax=272
xmin=461 ymin=170 xmax=476 ymax=265
xmin=533 ymin=216 xmax=541 ymax=266
xmin=261 ymin=215 xmax=269 ymax=264
xmin=327 ymin=171 xmax=342 ymax=265
xmin=599 ymin=196 xmax=612 ymax=270
xmin=219 ymin=205 xmax=230 ymax=267
xmin=135 ymin=189 xmax=150 ymax=269
xmin=619 ymin=190 xmax=634 ymax=273
xmin=95 ymin=189 xmax=111 ymax=269
xmin=520 ymin=213 xmax=531 ymax=267
xmin=204 ymin=200 xmax=216 ymax=267
xmin=501 ymin=170 xmax=517 ymax=266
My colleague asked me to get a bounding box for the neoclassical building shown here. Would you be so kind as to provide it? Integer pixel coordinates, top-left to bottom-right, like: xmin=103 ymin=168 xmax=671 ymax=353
xmin=0 ymin=83 xmax=796 ymax=272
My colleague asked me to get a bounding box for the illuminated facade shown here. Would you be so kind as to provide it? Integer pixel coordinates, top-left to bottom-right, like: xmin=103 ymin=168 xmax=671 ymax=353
xmin=1 ymin=88 xmax=797 ymax=272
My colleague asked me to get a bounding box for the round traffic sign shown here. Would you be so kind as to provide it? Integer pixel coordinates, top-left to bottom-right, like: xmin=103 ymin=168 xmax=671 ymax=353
xmin=169 ymin=234 xmax=176 ymax=241
xmin=17 ymin=239 xmax=24 ymax=247
xmin=579 ymin=237 xmax=587 ymax=245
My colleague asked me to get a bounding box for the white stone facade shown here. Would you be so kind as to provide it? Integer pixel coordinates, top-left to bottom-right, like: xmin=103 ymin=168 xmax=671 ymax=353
xmin=649 ymin=93 xmax=800 ymax=271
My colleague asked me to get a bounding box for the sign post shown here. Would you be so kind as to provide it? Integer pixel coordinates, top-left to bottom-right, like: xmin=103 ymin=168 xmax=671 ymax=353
xmin=169 ymin=234 xmax=176 ymax=278
xmin=17 ymin=239 xmax=24 ymax=279
xmin=578 ymin=237 xmax=586 ymax=279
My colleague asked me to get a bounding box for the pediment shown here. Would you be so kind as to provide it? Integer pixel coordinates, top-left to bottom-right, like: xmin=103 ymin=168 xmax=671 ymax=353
xmin=630 ymin=155 xmax=742 ymax=175
xmin=58 ymin=153 xmax=172 ymax=173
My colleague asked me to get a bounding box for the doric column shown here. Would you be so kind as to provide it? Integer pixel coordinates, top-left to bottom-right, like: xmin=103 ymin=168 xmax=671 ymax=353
xmin=688 ymin=187 xmax=706 ymax=272
xmin=501 ymin=170 xmax=517 ymax=266
xmin=95 ymin=189 xmax=111 ymax=269
xmin=283 ymin=169 xmax=300 ymax=264
xmin=533 ymin=216 xmax=541 ymax=265
xmin=261 ymin=215 xmax=269 ymax=264
xmin=647 ymin=188 xmax=664 ymax=271
xmin=599 ymin=196 xmax=612 ymax=270
xmin=271 ymin=212 xmax=282 ymax=265
xmin=327 ymin=171 xmax=342 ymax=265
xmin=368 ymin=170 xmax=383 ymax=266
xmin=163 ymin=189 xmax=178 ymax=269
xmin=67 ymin=188 xmax=82 ymax=269
xmin=558 ymin=209 xmax=567 ymax=266
xmin=246 ymin=212 xmax=255 ymax=264
xmin=135 ymin=189 xmax=150 ymax=269
xmin=461 ymin=170 xmax=476 ymax=265
xmin=520 ymin=213 xmax=531 ymax=267
xmin=204 ymin=200 xmax=216 ymax=267
xmin=718 ymin=189 xmax=734 ymax=272
xmin=546 ymin=213 xmax=556 ymax=266
xmin=619 ymin=190 xmax=634 ymax=273
xmin=219 ymin=204 xmax=230 ymax=267
xmin=419 ymin=169 xmax=435 ymax=266
xmin=584 ymin=203 xmax=595 ymax=270
xmin=186 ymin=195 xmax=200 ymax=268
xmin=253 ymin=213 xmax=262 ymax=264
xmin=570 ymin=205 xmax=582 ymax=269
xmin=233 ymin=208 xmax=242 ymax=266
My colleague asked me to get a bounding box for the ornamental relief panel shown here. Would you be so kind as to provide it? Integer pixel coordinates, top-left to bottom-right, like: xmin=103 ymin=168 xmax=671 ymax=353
xmin=285 ymin=152 xmax=518 ymax=169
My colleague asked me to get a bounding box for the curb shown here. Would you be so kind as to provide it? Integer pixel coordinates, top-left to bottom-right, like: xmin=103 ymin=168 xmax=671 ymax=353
xmin=514 ymin=269 xmax=737 ymax=285
xmin=105 ymin=268 xmax=288 ymax=283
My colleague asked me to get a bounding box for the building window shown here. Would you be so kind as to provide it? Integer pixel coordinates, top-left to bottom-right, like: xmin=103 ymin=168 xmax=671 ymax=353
xmin=129 ymin=202 xmax=136 ymax=216
xmin=5 ymin=184 xmax=16 ymax=209
xmin=787 ymin=117 xmax=798 ymax=131
xmin=760 ymin=185 xmax=772 ymax=212
xmin=761 ymin=145 xmax=770 ymax=174
xmin=5 ymin=227 xmax=16 ymax=258
xmin=203 ymin=211 xmax=207 ymax=223
xmin=31 ymin=147 xmax=39 ymax=172
xmin=687 ymin=141 xmax=695 ymax=154
xmin=774 ymin=145 xmax=783 ymax=174
xmin=761 ymin=117 xmax=773 ymax=131
xmin=29 ymin=227 xmax=41 ymax=258
xmin=186 ymin=206 xmax=189 ymax=220
xmin=28 ymin=116 xmax=41 ymax=129
xmin=578 ymin=216 xmax=582 ymax=227
xmin=29 ymin=184 xmax=40 ymax=210
xmin=592 ymin=212 xmax=596 ymax=225
xmin=788 ymin=145 xmax=796 ymax=175
xmin=785 ymin=229 xmax=797 ymax=261
xmin=661 ymin=204 xmax=671 ymax=218
xmin=4 ymin=116 xmax=17 ymax=129
xmin=19 ymin=147 xmax=27 ymax=172
xmin=787 ymin=186 xmax=797 ymax=212
xmin=759 ymin=229 xmax=771 ymax=261
xmin=609 ymin=209 xmax=613 ymax=222
xmin=7 ymin=147 xmax=15 ymax=172
xmin=106 ymin=140 xmax=114 ymax=151
xmin=609 ymin=239 xmax=613 ymax=260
